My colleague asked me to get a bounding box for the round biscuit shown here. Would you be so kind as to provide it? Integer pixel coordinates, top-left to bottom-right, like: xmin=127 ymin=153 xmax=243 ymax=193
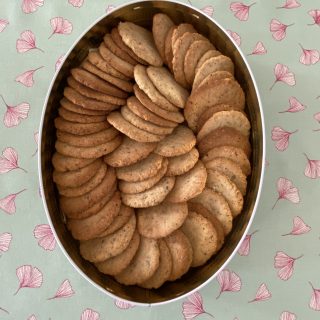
xmin=58 ymin=107 xmax=107 ymax=124
xmin=60 ymin=98 xmax=108 ymax=115
xmin=52 ymin=152 xmax=95 ymax=172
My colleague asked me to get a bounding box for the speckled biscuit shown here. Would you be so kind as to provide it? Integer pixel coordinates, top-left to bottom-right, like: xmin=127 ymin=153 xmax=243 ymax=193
xmin=184 ymin=78 xmax=245 ymax=132
xmin=60 ymin=98 xmax=108 ymax=116
xmin=164 ymin=26 xmax=175 ymax=71
xmin=196 ymin=71 xmax=234 ymax=93
xmin=137 ymin=202 xmax=188 ymax=239
xmin=146 ymin=66 xmax=189 ymax=108
xmin=171 ymin=23 xmax=196 ymax=48
xmin=165 ymin=230 xmax=193 ymax=281
xmin=52 ymin=152 xmax=95 ymax=172
xmin=115 ymin=236 xmax=160 ymax=285
xmin=104 ymin=136 xmax=156 ymax=167
xmin=116 ymin=153 xmax=163 ymax=182
xmin=140 ymin=239 xmax=172 ymax=289
xmin=58 ymin=107 xmax=107 ymax=124
xmin=155 ymin=125 xmax=196 ymax=157
xmin=198 ymin=127 xmax=251 ymax=157
xmin=118 ymin=22 xmax=163 ymax=67
xmin=195 ymin=49 xmax=221 ymax=75
xmin=133 ymin=85 xmax=184 ymax=123
xmin=191 ymin=188 xmax=233 ymax=235
xmin=80 ymin=213 xmax=136 ymax=263
xmin=166 ymin=147 xmax=199 ymax=176
xmin=166 ymin=160 xmax=207 ymax=203
xmin=184 ymin=40 xmax=214 ymax=86
xmin=67 ymin=191 xmax=121 ymax=241
xmin=107 ymin=112 xmax=165 ymax=143
xmin=121 ymin=106 xmax=174 ymax=135
xmin=127 ymin=96 xmax=177 ymax=128
xmin=55 ymin=135 xmax=122 ymax=159
xmin=152 ymin=13 xmax=175 ymax=63
xmin=95 ymin=230 xmax=140 ymax=276
xmin=206 ymin=169 xmax=244 ymax=217
xmin=202 ymin=146 xmax=251 ymax=176
xmin=119 ymin=158 xmax=168 ymax=194
xmin=193 ymin=55 xmax=235 ymax=90
xmin=121 ymin=176 xmax=175 ymax=208
xmin=56 ymin=127 xmax=119 ymax=148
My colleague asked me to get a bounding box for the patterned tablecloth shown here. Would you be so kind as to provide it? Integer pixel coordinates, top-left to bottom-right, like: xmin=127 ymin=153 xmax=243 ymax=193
xmin=0 ymin=0 xmax=320 ymax=319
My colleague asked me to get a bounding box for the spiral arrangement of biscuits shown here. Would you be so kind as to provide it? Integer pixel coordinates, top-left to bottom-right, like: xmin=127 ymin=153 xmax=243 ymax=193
xmin=52 ymin=13 xmax=251 ymax=289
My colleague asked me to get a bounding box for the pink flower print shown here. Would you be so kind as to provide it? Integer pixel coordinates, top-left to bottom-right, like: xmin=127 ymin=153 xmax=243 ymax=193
xmin=270 ymin=63 xmax=296 ymax=90
xmin=68 ymin=0 xmax=84 ymax=7
xmin=280 ymin=311 xmax=297 ymax=320
xmin=277 ymin=0 xmax=301 ymax=9
xmin=14 ymin=265 xmax=43 ymax=295
xmin=249 ymin=283 xmax=271 ymax=303
xmin=49 ymin=17 xmax=73 ymax=39
xmin=230 ymin=2 xmax=256 ymax=21
xmin=48 ymin=279 xmax=74 ymax=300
xmin=55 ymin=54 xmax=65 ymax=71
xmin=270 ymin=19 xmax=294 ymax=41
xmin=32 ymin=131 xmax=39 ymax=156
xmin=216 ymin=269 xmax=242 ymax=299
xmin=201 ymin=6 xmax=214 ymax=17
xmin=16 ymin=30 xmax=43 ymax=53
xmin=0 ymin=232 xmax=12 ymax=254
xmin=303 ymin=153 xmax=320 ymax=179
xmin=308 ymin=10 xmax=320 ymax=26
xmin=106 ymin=4 xmax=115 ymax=13
xmin=238 ymin=230 xmax=258 ymax=256
xmin=272 ymin=177 xmax=300 ymax=209
xmin=0 ymin=189 xmax=26 ymax=214
xmin=271 ymin=126 xmax=297 ymax=151
xmin=182 ymin=292 xmax=214 ymax=320
xmin=0 ymin=19 xmax=9 ymax=33
xmin=0 ymin=147 xmax=27 ymax=174
xmin=248 ymin=41 xmax=267 ymax=55
xmin=282 ymin=216 xmax=311 ymax=236
xmin=226 ymin=30 xmax=241 ymax=46
xmin=34 ymin=224 xmax=56 ymax=251
xmin=114 ymin=299 xmax=135 ymax=309
xmin=299 ymin=44 xmax=319 ymax=65
xmin=22 ymin=0 xmax=44 ymax=14
xmin=274 ymin=251 xmax=303 ymax=281
xmin=279 ymin=97 xmax=305 ymax=113
xmin=309 ymin=282 xmax=320 ymax=311
xmin=81 ymin=309 xmax=100 ymax=320
xmin=314 ymin=112 xmax=320 ymax=124
xmin=15 ymin=66 xmax=44 ymax=87
xmin=27 ymin=315 xmax=37 ymax=320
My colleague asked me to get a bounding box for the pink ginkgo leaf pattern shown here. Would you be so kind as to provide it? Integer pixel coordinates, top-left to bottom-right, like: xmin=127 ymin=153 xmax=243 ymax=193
xmin=272 ymin=177 xmax=300 ymax=209
xmin=81 ymin=308 xmax=100 ymax=320
xmin=14 ymin=265 xmax=43 ymax=295
xmin=303 ymin=153 xmax=320 ymax=179
xmin=182 ymin=292 xmax=214 ymax=320
xmin=15 ymin=67 xmax=44 ymax=87
xmin=68 ymin=0 xmax=84 ymax=7
xmin=279 ymin=97 xmax=305 ymax=113
xmin=274 ymin=251 xmax=303 ymax=281
xmin=238 ymin=230 xmax=258 ymax=256
xmin=299 ymin=44 xmax=319 ymax=65
xmin=271 ymin=126 xmax=298 ymax=151
xmin=277 ymin=0 xmax=301 ymax=9
xmin=282 ymin=216 xmax=311 ymax=236
xmin=0 ymin=19 xmax=9 ymax=33
xmin=32 ymin=131 xmax=39 ymax=156
xmin=216 ymin=269 xmax=242 ymax=299
xmin=201 ymin=5 xmax=214 ymax=17
xmin=0 ymin=147 xmax=27 ymax=174
xmin=55 ymin=54 xmax=65 ymax=71
xmin=270 ymin=63 xmax=296 ymax=90
xmin=27 ymin=315 xmax=37 ymax=320
xmin=249 ymin=283 xmax=272 ymax=303
xmin=0 ymin=232 xmax=12 ymax=253
xmin=22 ymin=0 xmax=44 ymax=14
xmin=0 ymin=189 xmax=26 ymax=214
xmin=308 ymin=10 xmax=320 ymax=27
xmin=248 ymin=41 xmax=267 ymax=55
xmin=49 ymin=17 xmax=73 ymax=39
xmin=106 ymin=4 xmax=115 ymax=13
xmin=230 ymin=2 xmax=256 ymax=21
xmin=226 ymin=30 xmax=241 ymax=46
xmin=280 ymin=311 xmax=297 ymax=320
xmin=114 ymin=299 xmax=135 ymax=309
xmin=33 ymin=224 xmax=56 ymax=251
xmin=309 ymin=282 xmax=320 ymax=311
xmin=270 ymin=19 xmax=294 ymax=41
xmin=16 ymin=30 xmax=43 ymax=53
xmin=48 ymin=279 xmax=74 ymax=300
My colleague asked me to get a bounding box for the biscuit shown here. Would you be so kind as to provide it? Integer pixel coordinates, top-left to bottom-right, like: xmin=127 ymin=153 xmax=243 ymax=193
xmin=171 ymin=23 xmax=196 ymax=48
xmin=58 ymin=107 xmax=107 ymax=124
xmin=95 ymin=230 xmax=140 ymax=276
xmin=184 ymin=78 xmax=245 ymax=132
xmin=52 ymin=152 xmax=95 ymax=172
xmin=121 ymin=176 xmax=175 ymax=208
xmin=195 ymin=49 xmax=221 ymax=75
xmin=155 ymin=125 xmax=196 ymax=157
xmin=60 ymin=98 xmax=108 ymax=116
xmin=196 ymin=71 xmax=234 ymax=92
xmin=137 ymin=202 xmax=188 ymax=239
xmin=146 ymin=66 xmax=189 ymax=108
xmin=107 ymin=112 xmax=165 ymax=143
xmin=115 ymin=236 xmax=160 ymax=285
xmin=152 ymin=13 xmax=175 ymax=63
xmin=104 ymin=136 xmax=156 ymax=167
xmin=166 ymin=147 xmax=199 ymax=176
xmin=118 ymin=22 xmax=163 ymax=67
xmin=165 ymin=230 xmax=193 ymax=281
xmin=80 ymin=213 xmax=136 ymax=263
xmin=164 ymin=26 xmax=175 ymax=71
xmin=140 ymin=239 xmax=172 ymax=289
xmin=191 ymin=188 xmax=233 ymax=235
xmin=166 ymin=160 xmax=207 ymax=203
xmin=206 ymin=169 xmax=244 ymax=217
xmin=67 ymin=191 xmax=121 ymax=241
xmin=55 ymin=135 xmax=122 ymax=159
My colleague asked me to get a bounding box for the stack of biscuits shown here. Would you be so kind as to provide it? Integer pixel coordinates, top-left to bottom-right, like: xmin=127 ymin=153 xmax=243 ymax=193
xmin=51 ymin=13 xmax=251 ymax=289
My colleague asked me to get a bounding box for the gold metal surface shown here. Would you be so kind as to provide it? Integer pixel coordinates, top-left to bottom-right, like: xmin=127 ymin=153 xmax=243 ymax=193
xmin=40 ymin=0 xmax=264 ymax=305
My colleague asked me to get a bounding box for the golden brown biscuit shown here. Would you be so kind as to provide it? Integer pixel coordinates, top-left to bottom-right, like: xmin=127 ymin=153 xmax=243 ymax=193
xmin=52 ymin=152 xmax=95 ymax=172
xmin=58 ymin=107 xmax=107 ymax=124
xmin=60 ymin=98 xmax=108 ymax=116
xmin=164 ymin=26 xmax=175 ymax=71
xmin=195 ymin=49 xmax=221 ymax=75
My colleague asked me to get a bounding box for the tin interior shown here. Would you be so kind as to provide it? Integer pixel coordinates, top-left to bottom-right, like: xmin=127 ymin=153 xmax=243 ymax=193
xmin=40 ymin=0 xmax=264 ymax=304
